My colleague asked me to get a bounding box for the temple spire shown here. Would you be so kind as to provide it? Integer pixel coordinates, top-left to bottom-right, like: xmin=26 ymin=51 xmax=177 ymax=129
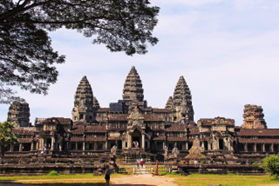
xmin=172 ymin=76 xmax=194 ymax=121
xmin=72 ymin=76 xmax=94 ymax=123
xmin=122 ymin=66 xmax=144 ymax=102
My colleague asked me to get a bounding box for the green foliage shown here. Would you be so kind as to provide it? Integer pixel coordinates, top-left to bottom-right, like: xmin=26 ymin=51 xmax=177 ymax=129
xmin=253 ymin=161 xmax=258 ymax=165
xmin=0 ymin=121 xmax=19 ymax=157
xmin=48 ymin=170 xmax=59 ymax=176
xmin=0 ymin=0 xmax=159 ymax=103
xmin=259 ymin=155 xmax=279 ymax=179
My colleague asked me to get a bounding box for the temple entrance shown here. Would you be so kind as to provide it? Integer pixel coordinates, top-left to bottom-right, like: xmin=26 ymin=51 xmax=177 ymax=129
xmin=219 ymin=139 xmax=224 ymax=150
xmin=131 ymin=130 xmax=142 ymax=148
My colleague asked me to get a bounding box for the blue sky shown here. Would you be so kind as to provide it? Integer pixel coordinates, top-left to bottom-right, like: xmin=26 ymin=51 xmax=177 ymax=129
xmin=1 ymin=0 xmax=279 ymax=128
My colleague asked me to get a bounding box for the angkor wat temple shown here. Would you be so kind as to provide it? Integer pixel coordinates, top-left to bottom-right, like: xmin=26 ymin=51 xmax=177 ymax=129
xmin=2 ymin=66 xmax=278 ymax=175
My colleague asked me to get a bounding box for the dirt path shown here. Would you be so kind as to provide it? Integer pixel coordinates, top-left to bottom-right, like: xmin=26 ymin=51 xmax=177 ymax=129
xmin=111 ymin=174 xmax=178 ymax=186
xmin=0 ymin=175 xmax=178 ymax=186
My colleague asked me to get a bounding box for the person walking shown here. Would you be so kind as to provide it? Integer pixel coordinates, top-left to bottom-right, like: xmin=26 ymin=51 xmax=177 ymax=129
xmin=140 ymin=158 xmax=144 ymax=169
xmin=104 ymin=164 xmax=111 ymax=186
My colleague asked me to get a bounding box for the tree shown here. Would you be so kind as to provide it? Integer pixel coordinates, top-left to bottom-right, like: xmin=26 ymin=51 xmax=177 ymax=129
xmin=0 ymin=121 xmax=19 ymax=158
xmin=259 ymin=155 xmax=279 ymax=179
xmin=0 ymin=0 xmax=159 ymax=103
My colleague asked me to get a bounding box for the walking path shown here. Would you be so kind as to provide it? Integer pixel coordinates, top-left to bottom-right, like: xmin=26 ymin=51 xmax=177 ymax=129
xmin=111 ymin=174 xmax=178 ymax=186
xmin=0 ymin=174 xmax=178 ymax=186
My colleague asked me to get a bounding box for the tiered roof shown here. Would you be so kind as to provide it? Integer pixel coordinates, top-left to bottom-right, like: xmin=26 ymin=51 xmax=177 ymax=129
xmin=122 ymin=66 xmax=144 ymax=102
xmin=74 ymin=76 xmax=94 ymax=108
xmin=173 ymin=76 xmax=194 ymax=120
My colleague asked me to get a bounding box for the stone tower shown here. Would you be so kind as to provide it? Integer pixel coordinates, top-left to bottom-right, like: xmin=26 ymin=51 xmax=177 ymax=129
xmin=241 ymin=104 xmax=267 ymax=129
xmin=123 ymin=66 xmax=144 ymax=102
xmin=93 ymin=96 xmax=100 ymax=111
xmin=7 ymin=102 xmax=30 ymax=127
xmin=172 ymin=76 xmax=194 ymax=121
xmin=165 ymin=96 xmax=174 ymax=110
xmin=72 ymin=76 xmax=94 ymax=123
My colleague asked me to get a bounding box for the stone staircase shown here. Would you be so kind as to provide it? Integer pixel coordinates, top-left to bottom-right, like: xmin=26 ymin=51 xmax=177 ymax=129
xmin=134 ymin=166 xmax=149 ymax=175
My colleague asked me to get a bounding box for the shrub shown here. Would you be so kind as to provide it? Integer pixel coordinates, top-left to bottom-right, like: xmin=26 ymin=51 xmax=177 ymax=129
xmin=48 ymin=170 xmax=59 ymax=176
xmin=259 ymin=155 xmax=279 ymax=179
xmin=253 ymin=161 xmax=258 ymax=165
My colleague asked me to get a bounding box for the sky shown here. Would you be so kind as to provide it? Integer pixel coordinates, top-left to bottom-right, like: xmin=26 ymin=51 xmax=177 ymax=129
xmin=1 ymin=0 xmax=279 ymax=128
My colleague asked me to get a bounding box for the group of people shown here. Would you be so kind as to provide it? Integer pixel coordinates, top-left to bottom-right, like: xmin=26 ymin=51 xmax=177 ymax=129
xmin=181 ymin=116 xmax=189 ymax=125
xmin=136 ymin=158 xmax=144 ymax=169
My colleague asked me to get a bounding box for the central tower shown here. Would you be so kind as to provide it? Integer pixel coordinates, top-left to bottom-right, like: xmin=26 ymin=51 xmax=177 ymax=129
xmin=122 ymin=66 xmax=144 ymax=102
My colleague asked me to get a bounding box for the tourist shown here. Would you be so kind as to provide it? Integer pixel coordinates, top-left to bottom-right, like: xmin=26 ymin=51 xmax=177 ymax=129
xmin=140 ymin=158 xmax=144 ymax=168
xmin=104 ymin=164 xmax=111 ymax=186
xmin=136 ymin=159 xmax=140 ymax=169
xmin=186 ymin=116 xmax=189 ymax=125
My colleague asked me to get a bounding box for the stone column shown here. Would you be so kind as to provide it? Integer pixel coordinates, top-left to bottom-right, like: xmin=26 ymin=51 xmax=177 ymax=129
xmin=128 ymin=134 xmax=132 ymax=148
xmin=228 ymin=137 xmax=231 ymax=150
xmin=115 ymin=140 xmax=118 ymax=149
xmin=142 ymin=134 xmax=145 ymax=150
xmin=254 ymin=143 xmax=257 ymax=152
xmin=94 ymin=142 xmax=97 ymax=150
xmin=272 ymin=144 xmax=274 ymax=152
xmin=105 ymin=140 xmax=108 ymax=150
xmin=10 ymin=145 xmax=14 ymax=152
xmin=59 ymin=141 xmax=62 ymax=151
xmin=245 ymin=143 xmax=248 ymax=152
xmin=208 ymin=142 xmax=211 ymax=150
xmin=263 ymin=144 xmax=265 ymax=152
xmin=122 ymin=140 xmax=125 ymax=149
xmin=201 ymin=142 xmax=204 ymax=149
xmin=66 ymin=142 xmax=69 ymax=150
xmin=19 ymin=143 xmax=22 ymax=152
xmin=51 ymin=136 xmax=55 ymax=150
xmin=30 ymin=142 xmax=34 ymax=151
xmin=75 ymin=142 xmax=78 ymax=150
xmin=36 ymin=141 xmax=39 ymax=150
xmin=83 ymin=142 xmax=85 ymax=151
xmin=186 ymin=142 xmax=188 ymax=150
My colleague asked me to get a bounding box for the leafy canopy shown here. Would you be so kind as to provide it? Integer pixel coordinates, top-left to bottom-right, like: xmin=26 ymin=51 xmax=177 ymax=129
xmin=259 ymin=155 xmax=279 ymax=179
xmin=0 ymin=121 xmax=18 ymax=152
xmin=0 ymin=0 xmax=159 ymax=103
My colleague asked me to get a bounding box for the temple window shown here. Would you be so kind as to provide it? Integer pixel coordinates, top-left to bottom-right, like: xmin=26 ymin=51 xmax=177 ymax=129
xmin=77 ymin=143 xmax=82 ymax=150
xmin=71 ymin=143 xmax=75 ymax=150
xmin=247 ymin=143 xmax=254 ymax=152
xmin=256 ymin=144 xmax=263 ymax=152
xmin=98 ymin=143 xmax=103 ymax=150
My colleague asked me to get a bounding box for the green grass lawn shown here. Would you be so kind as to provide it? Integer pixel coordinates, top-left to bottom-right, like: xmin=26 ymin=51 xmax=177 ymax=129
xmin=167 ymin=174 xmax=279 ymax=186
xmin=0 ymin=173 xmax=279 ymax=186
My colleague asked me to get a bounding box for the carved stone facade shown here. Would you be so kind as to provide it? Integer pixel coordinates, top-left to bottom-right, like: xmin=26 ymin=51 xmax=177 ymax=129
xmin=5 ymin=66 xmax=279 ymax=169
xmin=242 ymin=104 xmax=267 ymax=129
xmin=7 ymin=102 xmax=30 ymax=127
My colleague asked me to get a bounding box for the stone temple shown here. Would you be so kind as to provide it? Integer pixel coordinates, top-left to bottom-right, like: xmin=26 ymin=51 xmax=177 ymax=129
xmin=1 ymin=66 xmax=278 ymax=175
